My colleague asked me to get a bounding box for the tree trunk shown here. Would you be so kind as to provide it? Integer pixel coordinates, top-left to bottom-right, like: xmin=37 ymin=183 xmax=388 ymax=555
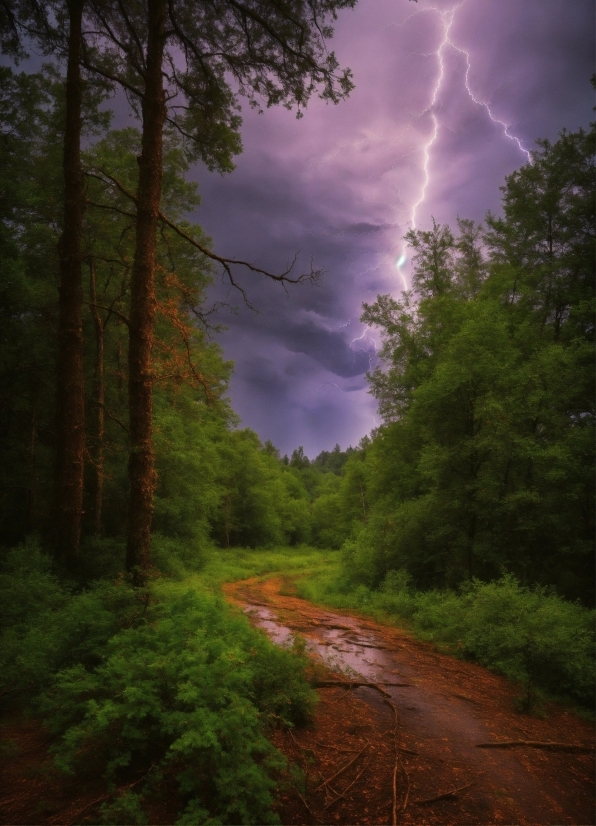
xmin=27 ymin=409 xmax=38 ymax=532
xmin=54 ymin=0 xmax=85 ymax=565
xmin=125 ymin=0 xmax=167 ymax=578
xmin=89 ymin=259 xmax=105 ymax=535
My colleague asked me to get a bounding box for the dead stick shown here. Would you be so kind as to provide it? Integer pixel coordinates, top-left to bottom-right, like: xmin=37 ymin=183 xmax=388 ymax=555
xmin=476 ymin=740 xmax=594 ymax=754
xmin=58 ymin=794 xmax=110 ymax=825
xmin=295 ymin=789 xmax=321 ymax=824
xmin=414 ymin=782 xmax=475 ymax=806
xmin=314 ymin=740 xmax=369 ymax=792
xmin=401 ymin=762 xmax=411 ymax=812
xmin=382 ymin=696 xmax=400 ymax=826
xmin=323 ymin=757 xmax=373 ymax=811
xmin=378 ymin=728 xmax=419 ymax=756
xmin=314 ymin=680 xmax=412 ymax=689
xmin=62 ymin=767 xmax=153 ymax=825
xmin=392 ymin=751 xmax=399 ymax=826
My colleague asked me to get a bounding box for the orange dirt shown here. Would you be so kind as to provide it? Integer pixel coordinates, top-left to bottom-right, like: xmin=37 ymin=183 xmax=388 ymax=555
xmin=224 ymin=576 xmax=596 ymax=826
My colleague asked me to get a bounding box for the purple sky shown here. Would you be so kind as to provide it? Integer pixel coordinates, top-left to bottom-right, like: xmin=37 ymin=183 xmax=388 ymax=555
xmin=193 ymin=0 xmax=594 ymax=458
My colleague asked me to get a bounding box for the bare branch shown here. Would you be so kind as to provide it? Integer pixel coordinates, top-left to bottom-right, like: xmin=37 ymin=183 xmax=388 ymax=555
xmin=87 ymin=167 xmax=322 ymax=301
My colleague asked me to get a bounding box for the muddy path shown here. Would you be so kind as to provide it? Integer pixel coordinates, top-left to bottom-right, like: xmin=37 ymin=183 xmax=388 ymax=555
xmin=224 ymin=576 xmax=595 ymax=826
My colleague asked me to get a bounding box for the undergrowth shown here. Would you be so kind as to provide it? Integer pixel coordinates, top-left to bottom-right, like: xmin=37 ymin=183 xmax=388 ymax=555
xmin=2 ymin=539 xmax=593 ymax=824
xmin=0 ymin=541 xmax=317 ymax=824
xmin=197 ymin=544 xmax=336 ymax=588
xmin=296 ymin=566 xmax=595 ymax=710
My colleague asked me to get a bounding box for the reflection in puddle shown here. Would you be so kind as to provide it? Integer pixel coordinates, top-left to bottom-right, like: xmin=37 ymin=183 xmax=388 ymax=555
xmin=244 ymin=603 xmax=393 ymax=683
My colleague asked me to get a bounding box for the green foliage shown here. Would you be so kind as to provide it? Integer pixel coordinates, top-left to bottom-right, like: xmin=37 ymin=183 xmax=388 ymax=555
xmin=407 ymin=577 xmax=595 ymax=709
xmin=199 ymin=545 xmax=337 ymax=589
xmin=297 ymin=566 xmax=595 ymax=709
xmin=99 ymin=792 xmax=148 ymax=825
xmin=0 ymin=544 xmax=142 ymax=700
xmin=42 ymin=583 xmax=316 ymax=824
xmin=345 ymin=123 xmax=595 ymax=602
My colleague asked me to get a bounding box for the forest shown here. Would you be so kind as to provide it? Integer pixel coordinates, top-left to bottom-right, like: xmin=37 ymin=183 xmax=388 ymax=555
xmin=0 ymin=2 xmax=594 ymax=824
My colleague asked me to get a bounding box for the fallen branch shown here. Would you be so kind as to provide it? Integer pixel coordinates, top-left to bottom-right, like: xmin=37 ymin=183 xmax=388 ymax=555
xmin=342 ymin=639 xmax=389 ymax=650
xmin=313 ymin=680 xmax=413 ymax=690
xmin=392 ymin=747 xmax=399 ymax=826
xmin=60 ymin=794 xmax=110 ymax=826
xmin=397 ymin=744 xmax=418 ymax=756
xmin=323 ymin=756 xmax=372 ymax=811
xmin=378 ymin=728 xmax=419 ymax=756
xmin=315 ymin=740 xmax=369 ymax=792
xmin=60 ymin=765 xmax=155 ymax=825
xmin=476 ymin=740 xmax=594 ymax=754
xmin=414 ymin=782 xmax=475 ymax=806
xmin=312 ymin=622 xmax=354 ymax=631
xmin=295 ymin=789 xmax=321 ymax=824
xmin=401 ymin=760 xmax=411 ymax=812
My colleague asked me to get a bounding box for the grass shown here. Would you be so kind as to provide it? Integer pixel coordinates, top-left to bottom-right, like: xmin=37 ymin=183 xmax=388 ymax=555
xmin=191 ymin=546 xmax=595 ymax=712
xmin=195 ymin=545 xmax=341 ymax=589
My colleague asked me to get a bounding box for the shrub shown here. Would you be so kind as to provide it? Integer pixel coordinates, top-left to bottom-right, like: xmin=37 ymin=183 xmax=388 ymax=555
xmin=0 ymin=547 xmax=141 ymax=702
xmin=396 ymin=574 xmax=594 ymax=708
xmin=42 ymin=584 xmax=316 ymax=824
xmin=452 ymin=577 xmax=595 ymax=708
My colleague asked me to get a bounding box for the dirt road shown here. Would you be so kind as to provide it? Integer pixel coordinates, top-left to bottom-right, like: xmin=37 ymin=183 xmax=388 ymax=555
xmin=224 ymin=576 xmax=595 ymax=826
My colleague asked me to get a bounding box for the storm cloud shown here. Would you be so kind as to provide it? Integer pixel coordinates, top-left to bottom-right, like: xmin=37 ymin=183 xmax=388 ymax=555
xmin=191 ymin=0 xmax=594 ymax=456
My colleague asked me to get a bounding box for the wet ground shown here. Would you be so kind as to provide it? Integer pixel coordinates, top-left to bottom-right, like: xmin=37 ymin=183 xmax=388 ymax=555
xmin=224 ymin=576 xmax=596 ymax=826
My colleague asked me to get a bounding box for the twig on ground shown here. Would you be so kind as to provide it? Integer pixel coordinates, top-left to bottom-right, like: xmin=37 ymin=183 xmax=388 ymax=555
xmin=401 ymin=761 xmax=411 ymax=812
xmin=314 ymin=680 xmax=413 ymax=690
xmin=414 ymin=782 xmax=475 ymax=806
xmin=380 ymin=695 xmax=401 ymax=826
xmin=392 ymin=748 xmax=399 ymax=826
xmin=476 ymin=740 xmax=594 ymax=754
xmin=323 ymin=756 xmax=373 ymax=811
xmin=58 ymin=794 xmax=110 ymax=825
xmin=315 ymin=740 xmax=370 ymax=792
xmin=295 ymin=789 xmax=321 ymax=824
xmin=342 ymin=640 xmax=389 ymax=650
xmin=61 ymin=767 xmax=153 ymax=825
xmin=378 ymin=727 xmax=419 ymax=756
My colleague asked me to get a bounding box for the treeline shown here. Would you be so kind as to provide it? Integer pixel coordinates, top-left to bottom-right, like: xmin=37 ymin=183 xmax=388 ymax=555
xmin=300 ymin=123 xmax=595 ymax=606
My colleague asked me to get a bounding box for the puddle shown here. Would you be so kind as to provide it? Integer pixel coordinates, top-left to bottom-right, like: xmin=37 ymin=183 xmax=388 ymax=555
xmin=244 ymin=603 xmax=403 ymax=683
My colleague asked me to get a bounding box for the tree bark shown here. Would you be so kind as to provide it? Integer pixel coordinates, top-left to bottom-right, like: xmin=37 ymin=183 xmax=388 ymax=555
xmin=89 ymin=259 xmax=105 ymax=535
xmin=125 ymin=0 xmax=167 ymax=578
xmin=54 ymin=0 xmax=85 ymax=565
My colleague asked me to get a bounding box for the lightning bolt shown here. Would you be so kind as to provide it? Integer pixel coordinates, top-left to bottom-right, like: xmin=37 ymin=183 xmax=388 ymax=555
xmin=394 ymin=1 xmax=531 ymax=286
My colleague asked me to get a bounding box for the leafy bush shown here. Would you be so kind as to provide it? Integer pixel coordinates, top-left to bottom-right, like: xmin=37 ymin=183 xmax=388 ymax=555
xmin=297 ymin=562 xmax=595 ymax=709
xmin=42 ymin=584 xmax=316 ymax=824
xmin=447 ymin=577 xmax=595 ymax=708
xmin=0 ymin=543 xmax=141 ymax=701
xmin=0 ymin=537 xmax=67 ymax=628
xmin=79 ymin=536 xmax=126 ymax=580
xmin=151 ymin=533 xmax=210 ymax=579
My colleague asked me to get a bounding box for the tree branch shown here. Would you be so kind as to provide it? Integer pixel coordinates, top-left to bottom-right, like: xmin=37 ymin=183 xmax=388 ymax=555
xmin=87 ymin=166 xmax=322 ymax=300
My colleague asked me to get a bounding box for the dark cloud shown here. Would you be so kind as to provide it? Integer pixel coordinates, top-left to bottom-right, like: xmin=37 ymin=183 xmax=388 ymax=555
xmin=279 ymin=321 xmax=371 ymax=378
xmin=190 ymin=0 xmax=594 ymax=456
xmin=343 ymin=222 xmax=396 ymax=235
